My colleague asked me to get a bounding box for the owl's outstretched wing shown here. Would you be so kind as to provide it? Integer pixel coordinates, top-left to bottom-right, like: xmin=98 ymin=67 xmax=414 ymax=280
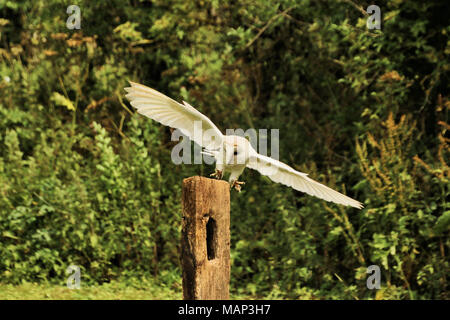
xmin=247 ymin=153 xmax=363 ymax=209
xmin=125 ymin=81 xmax=223 ymax=149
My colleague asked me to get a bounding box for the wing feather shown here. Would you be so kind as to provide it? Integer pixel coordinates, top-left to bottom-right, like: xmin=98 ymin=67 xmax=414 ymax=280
xmin=125 ymin=81 xmax=223 ymax=149
xmin=247 ymin=154 xmax=363 ymax=209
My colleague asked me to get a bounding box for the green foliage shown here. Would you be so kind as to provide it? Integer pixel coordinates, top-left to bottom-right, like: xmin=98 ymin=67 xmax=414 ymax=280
xmin=0 ymin=0 xmax=448 ymax=299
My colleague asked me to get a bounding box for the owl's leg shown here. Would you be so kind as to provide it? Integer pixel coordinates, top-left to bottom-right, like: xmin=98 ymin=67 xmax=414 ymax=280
xmin=210 ymin=162 xmax=224 ymax=179
xmin=210 ymin=168 xmax=223 ymax=179
xmin=230 ymin=180 xmax=245 ymax=192
xmin=229 ymin=166 xmax=245 ymax=192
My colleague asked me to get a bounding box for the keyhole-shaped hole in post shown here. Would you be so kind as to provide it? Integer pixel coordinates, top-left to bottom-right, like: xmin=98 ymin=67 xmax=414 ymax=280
xmin=206 ymin=217 xmax=217 ymax=260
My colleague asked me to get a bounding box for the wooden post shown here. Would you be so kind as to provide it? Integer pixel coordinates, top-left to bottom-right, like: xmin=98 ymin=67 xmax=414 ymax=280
xmin=181 ymin=176 xmax=230 ymax=300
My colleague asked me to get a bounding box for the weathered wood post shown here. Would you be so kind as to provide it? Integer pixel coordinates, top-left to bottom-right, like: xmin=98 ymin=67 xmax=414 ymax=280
xmin=181 ymin=176 xmax=230 ymax=300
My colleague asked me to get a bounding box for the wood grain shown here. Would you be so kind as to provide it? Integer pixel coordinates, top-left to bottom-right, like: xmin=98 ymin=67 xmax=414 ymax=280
xmin=181 ymin=176 xmax=230 ymax=300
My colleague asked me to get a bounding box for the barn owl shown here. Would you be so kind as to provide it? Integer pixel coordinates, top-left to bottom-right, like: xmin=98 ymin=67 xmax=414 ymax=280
xmin=124 ymin=81 xmax=363 ymax=209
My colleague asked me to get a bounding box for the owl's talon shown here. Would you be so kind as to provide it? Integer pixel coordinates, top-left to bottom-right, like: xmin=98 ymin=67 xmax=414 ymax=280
xmin=210 ymin=169 xmax=223 ymax=179
xmin=231 ymin=180 xmax=245 ymax=192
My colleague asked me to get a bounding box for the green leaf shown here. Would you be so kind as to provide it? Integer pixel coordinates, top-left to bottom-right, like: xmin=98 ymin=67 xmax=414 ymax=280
xmin=2 ymin=231 xmax=19 ymax=240
xmin=90 ymin=233 xmax=98 ymax=247
xmin=433 ymin=211 xmax=450 ymax=235
xmin=50 ymin=92 xmax=75 ymax=111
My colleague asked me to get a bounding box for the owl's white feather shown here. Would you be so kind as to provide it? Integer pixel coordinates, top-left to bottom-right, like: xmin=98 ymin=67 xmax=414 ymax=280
xmin=124 ymin=81 xmax=223 ymax=150
xmin=247 ymin=154 xmax=363 ymax=209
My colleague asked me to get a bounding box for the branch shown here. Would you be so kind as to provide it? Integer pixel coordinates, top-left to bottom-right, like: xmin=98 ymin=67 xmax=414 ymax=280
xmin=244 ymin=6 xmax=295 ymax=50
xmin=340 ymin=0 xmax=368 ymax=16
